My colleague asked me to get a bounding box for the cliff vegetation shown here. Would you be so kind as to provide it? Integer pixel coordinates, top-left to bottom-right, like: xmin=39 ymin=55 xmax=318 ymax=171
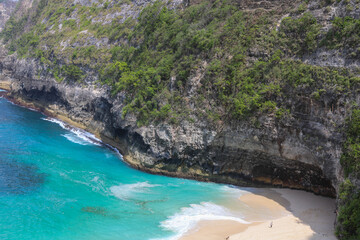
xmin=2 ymin=0 xmax=360 ymax=126
xmin=337 ymin=110 xmax=360 ymax=240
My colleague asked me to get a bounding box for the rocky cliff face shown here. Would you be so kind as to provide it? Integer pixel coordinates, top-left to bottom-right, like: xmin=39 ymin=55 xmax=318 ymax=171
xmin=1 ymin=50 xmax=348 ymax=197
xmin=0 ymin=0 xmax=16 ymax=32
xmin=1 ymin=0 xmax=359 ymax=199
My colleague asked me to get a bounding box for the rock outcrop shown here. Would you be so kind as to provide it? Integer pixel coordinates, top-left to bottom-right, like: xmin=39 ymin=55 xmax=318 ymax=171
xmin=0 ymin=0 xmax=16 ymax=31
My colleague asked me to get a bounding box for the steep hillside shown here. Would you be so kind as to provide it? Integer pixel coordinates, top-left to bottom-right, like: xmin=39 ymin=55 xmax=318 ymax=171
xmin=0 ymin=0 xmax=359 ymax=238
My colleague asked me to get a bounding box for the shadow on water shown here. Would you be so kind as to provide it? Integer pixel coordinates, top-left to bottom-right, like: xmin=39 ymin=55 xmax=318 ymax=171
xmin=0 ymin=158 xmax=45 ymax=195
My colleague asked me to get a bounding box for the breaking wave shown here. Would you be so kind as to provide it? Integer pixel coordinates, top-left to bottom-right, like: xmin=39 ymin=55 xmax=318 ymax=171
xmin=154 ymin=202 xmax=249 ymax=240
xmin=110 ymin=182 xmax=161 ymax=201
xmin=42 ymin=117 xmax=101 ymax=146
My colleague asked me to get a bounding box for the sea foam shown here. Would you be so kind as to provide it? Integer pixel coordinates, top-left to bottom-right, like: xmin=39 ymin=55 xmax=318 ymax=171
xmin=110 ymin=182 xmax=161 ymax=201
xmin=104 ymin=143 xmax=123 ymax=158
xmin=42 ymin=117 xmax=67 ymax=129
xmin=42 ymin=117 xmax=101 ymax=146
xmin=155 ymin=202 xmax=249 ymax=240
xmin=62 ymin=133 xmax=89 ymax=145
xmin=221 ymin=185 xmax=251 ymax=197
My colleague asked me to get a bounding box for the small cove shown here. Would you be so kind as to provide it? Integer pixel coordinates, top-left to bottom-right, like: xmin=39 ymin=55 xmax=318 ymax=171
xmin=0 ymin=96 xmax=251 ymax=240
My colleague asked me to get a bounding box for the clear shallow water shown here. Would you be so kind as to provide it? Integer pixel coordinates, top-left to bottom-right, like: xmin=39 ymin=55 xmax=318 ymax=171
xmin=0 ymin=97 xmax=250 ymax=240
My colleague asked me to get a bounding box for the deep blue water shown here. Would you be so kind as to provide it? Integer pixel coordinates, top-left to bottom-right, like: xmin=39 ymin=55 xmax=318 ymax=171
xmin=0 ymin=95 xmax=249 ymax=240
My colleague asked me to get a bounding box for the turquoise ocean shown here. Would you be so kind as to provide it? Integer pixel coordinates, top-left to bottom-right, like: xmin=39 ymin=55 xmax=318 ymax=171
xmin=0 ymin=92 xmax=251 ymax=240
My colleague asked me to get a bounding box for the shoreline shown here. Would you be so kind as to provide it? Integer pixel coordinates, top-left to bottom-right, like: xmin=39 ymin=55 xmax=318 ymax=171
xmin=1 ymin=86 xmax=338 ymax=240
xmin=180 ymin=188 xmax=337 ymax=240
xmin=0 ymin=84 xmax=291 ymax=190
xmin=0 ymin=85 xmax=338 ymax=196
xmin=0 ymin=87 xmax=245 ymax=185
xmin=0 ymin=76 xmax=338 ymax=198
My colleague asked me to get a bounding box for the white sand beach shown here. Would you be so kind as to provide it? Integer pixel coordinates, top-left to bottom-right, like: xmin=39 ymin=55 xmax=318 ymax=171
xmin=180 ymin=188 xmax=337 ymax=240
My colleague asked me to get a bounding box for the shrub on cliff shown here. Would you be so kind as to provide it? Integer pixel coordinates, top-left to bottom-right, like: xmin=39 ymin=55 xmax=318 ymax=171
xmin=279 ymin=13 xmax=321 ymax=55
xmin=321 ymin=17 xmax=360 ymax=50
xmin=341 ymin=109 xmax=360 ymax=178
xmin=61 ymin=65 xmax=83 ymax=82
xmin=336 ymin=179 xmax=360 ymax=240
xmin=337 ymin=109 xmax=360 ymax=240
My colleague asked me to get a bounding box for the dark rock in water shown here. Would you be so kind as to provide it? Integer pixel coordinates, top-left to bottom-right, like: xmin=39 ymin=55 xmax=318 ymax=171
xmin=0 ymin=158 xmax=45 ymax=195
xmin=81 ymin=206 xmax=107 ymax=216
xmin=81 ymin=206 xmax=120 ymax=219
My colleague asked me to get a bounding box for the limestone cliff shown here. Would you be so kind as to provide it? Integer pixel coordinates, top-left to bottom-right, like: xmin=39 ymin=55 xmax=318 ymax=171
xmin=0 ymin=50 xmax=345 ymax=197
xmin=0 ymin=0 xmax=16 ymax=32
